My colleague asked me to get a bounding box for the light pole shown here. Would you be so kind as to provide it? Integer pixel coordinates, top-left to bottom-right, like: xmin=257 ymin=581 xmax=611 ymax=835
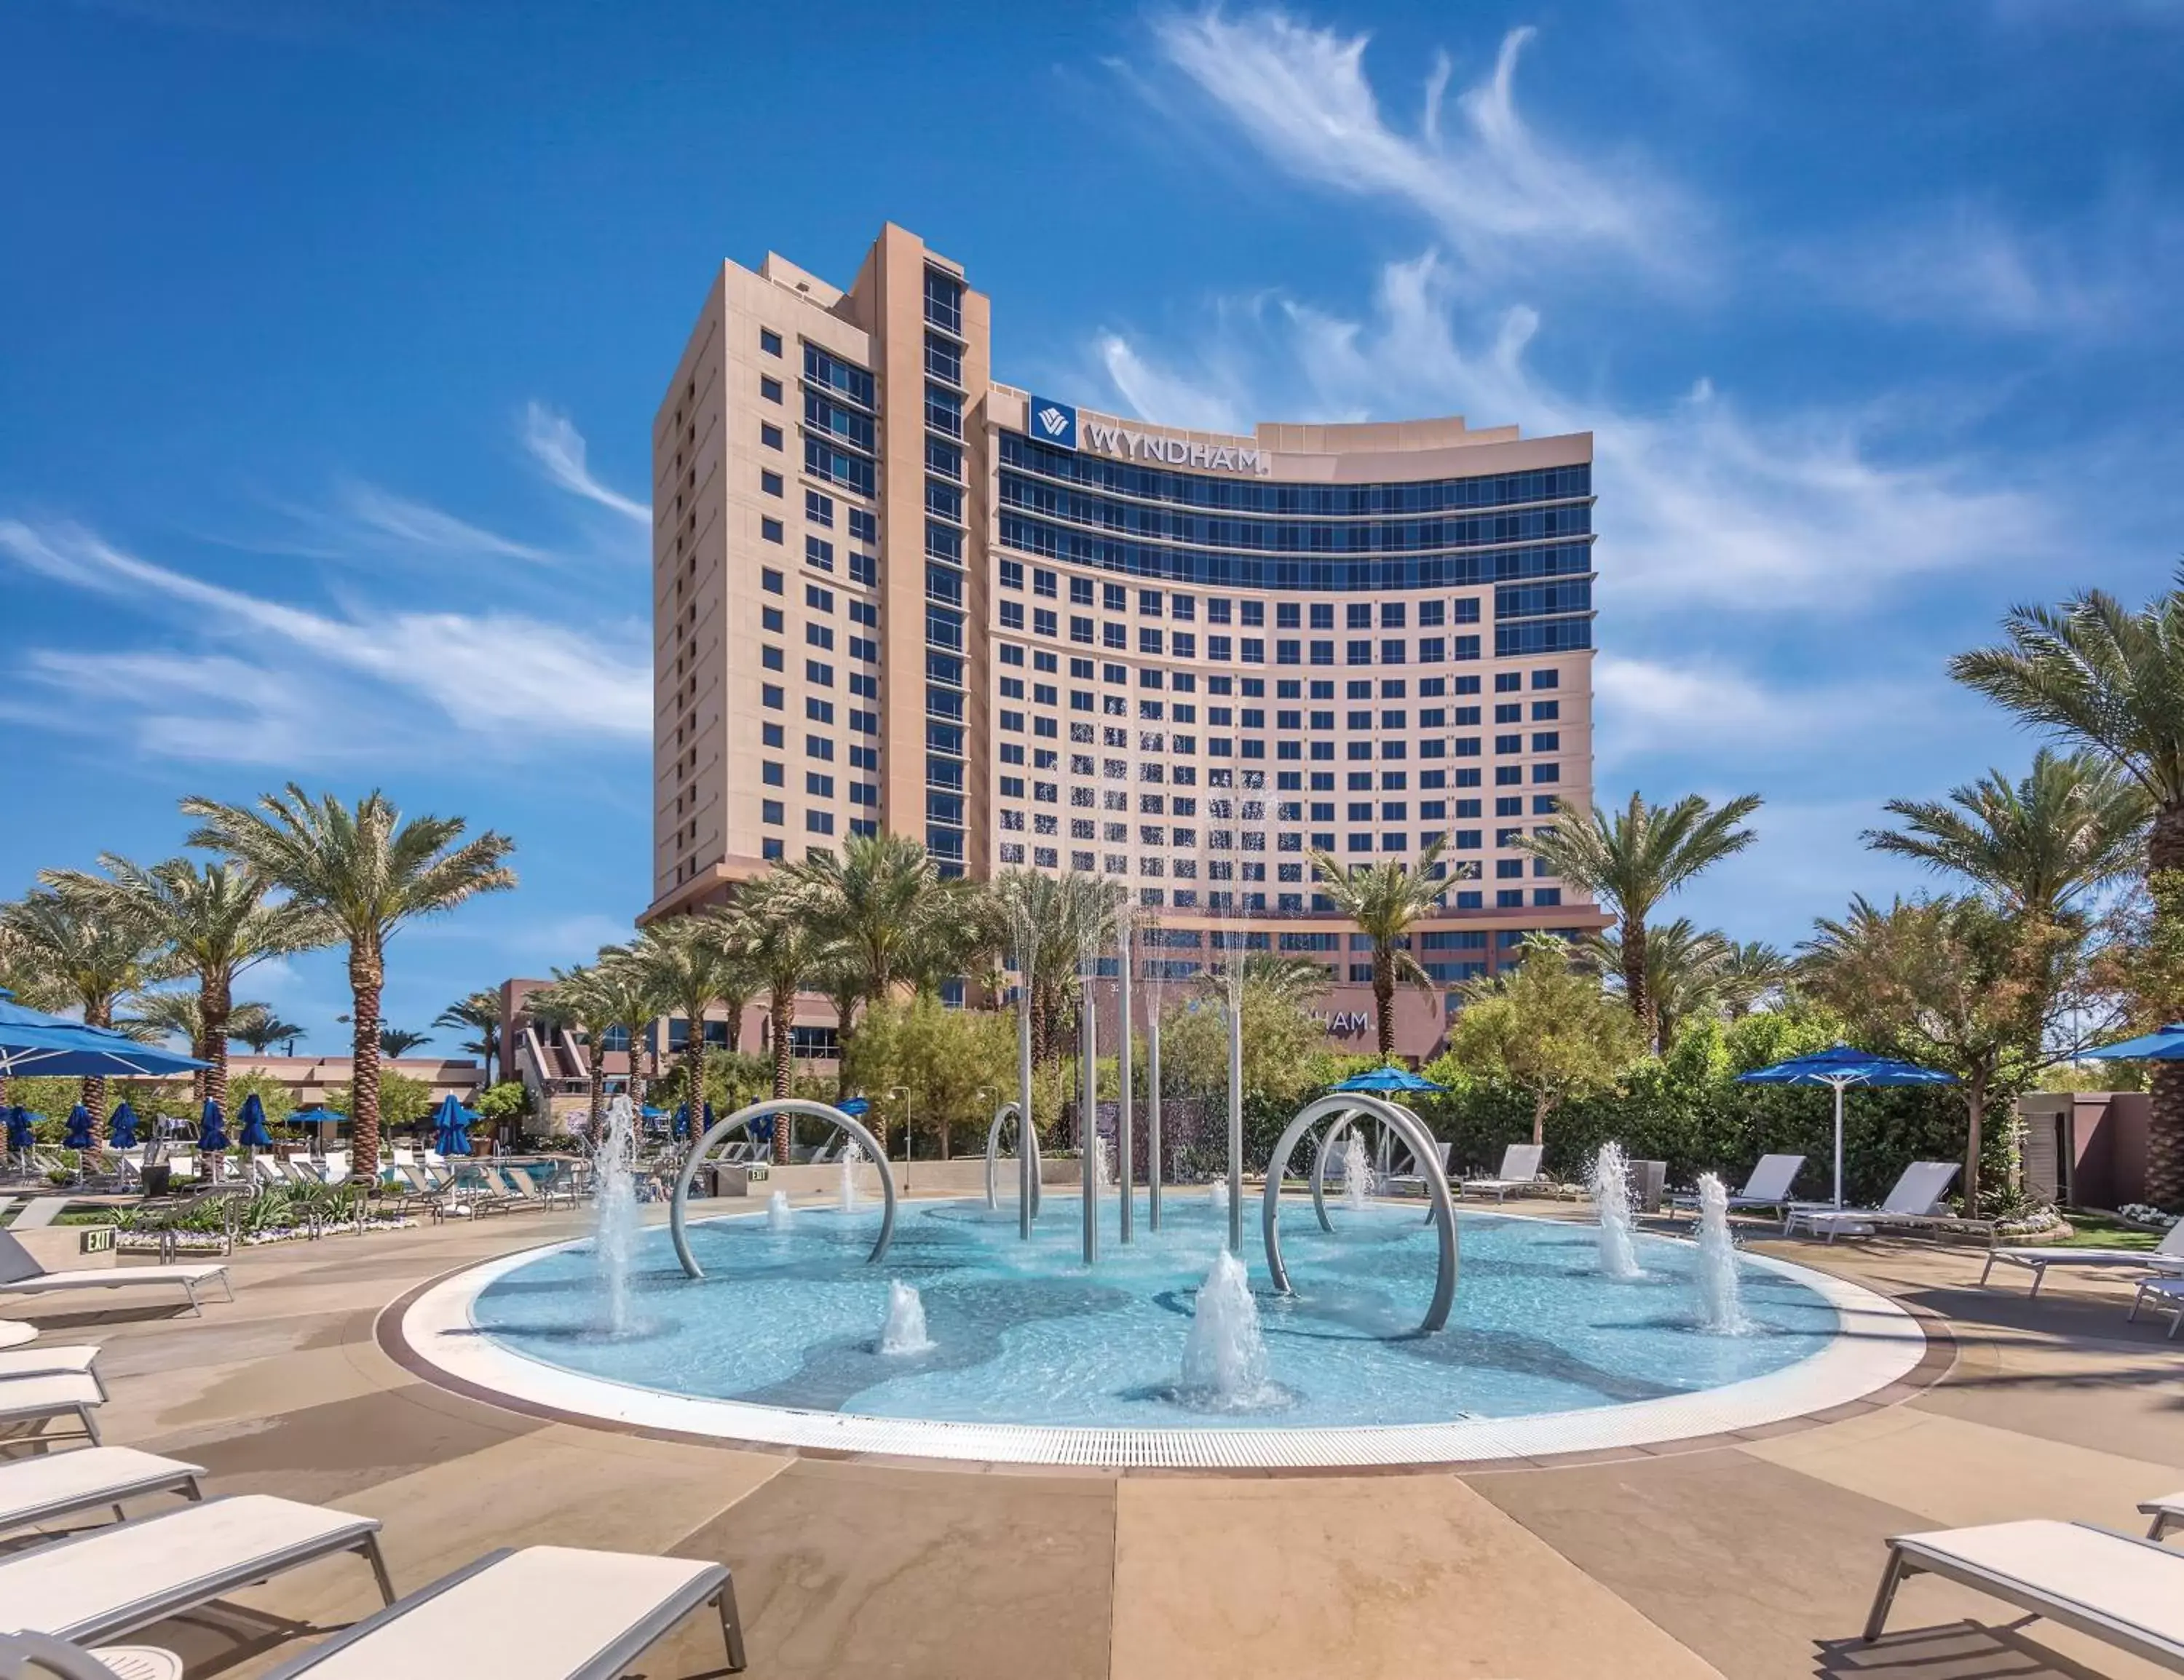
xmin=887 ymin=1086 xmax=911 ymax=1163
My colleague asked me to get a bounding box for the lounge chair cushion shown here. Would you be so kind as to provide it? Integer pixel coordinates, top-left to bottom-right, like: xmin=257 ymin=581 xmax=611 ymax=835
xmin=258 ymin=1545 xmax=730 ymax=1680
xmin=0 ymin=1375 xmax=103 ymax=1423
xmin=1883 ymin=1519 xmax=2184 ymax=1660
xmin=0 ymin=1495 xmax=382 ymax=1644
xmin=0 ymin=1447 xmax=202 ymax=1534
xmin=0 ymin=1235 xmax=45 ymax=1286
xmin=0 ymin=1348 xmax=98 ymax=1383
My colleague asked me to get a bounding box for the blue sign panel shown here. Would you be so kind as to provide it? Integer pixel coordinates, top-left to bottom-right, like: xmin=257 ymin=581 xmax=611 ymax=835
xmin=1028 ymin=395 xmax=1077 ymax=450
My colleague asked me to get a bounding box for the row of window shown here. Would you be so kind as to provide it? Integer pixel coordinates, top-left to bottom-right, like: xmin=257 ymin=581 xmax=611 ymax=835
xmin=999 ymin=566 xmax=1492 ymax=630
xmin=985 ymin=852 xmax=1565 ymax=911
xmin=1001 ymin=432 xmax=1589 ymax=518
xmin=994 ymin=659 xmax=1556 ymax=701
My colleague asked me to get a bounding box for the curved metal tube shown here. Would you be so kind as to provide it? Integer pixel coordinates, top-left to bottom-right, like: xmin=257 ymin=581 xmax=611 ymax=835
xmin=670 ymin=1099 xmax=896 ymax=1279
xmin=982 ymin=1101 xmax=1042 ymax=1216
xmin=1307 ymin=1106 xmax=1367 ymax=1235
xmin=1260 ymin=1094 xmax=1458 ymax=1336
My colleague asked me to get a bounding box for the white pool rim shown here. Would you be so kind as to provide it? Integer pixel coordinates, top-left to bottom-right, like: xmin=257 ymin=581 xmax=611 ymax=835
xmin=395 ymin=1204 xmax=1928 ymax=1470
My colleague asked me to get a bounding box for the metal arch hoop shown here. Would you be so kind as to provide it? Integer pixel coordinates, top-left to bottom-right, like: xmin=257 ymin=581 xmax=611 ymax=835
xmin=982 ymin=1101 xmax=1042 ymax=1216
xmin=1310 ymin=1105 xmax=1437 ymax=1233
xmin=670 ymin=1099 xmax=897 ymax=1279
xmin=1261 ymin=1094 xmax=1458 ymax=1336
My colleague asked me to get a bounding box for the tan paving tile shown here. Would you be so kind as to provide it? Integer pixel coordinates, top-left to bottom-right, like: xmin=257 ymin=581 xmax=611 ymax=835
xmin=1111 ymin=1472 xmax=1719 ymax=1680
xmin=1741 ymin=1403 xmax=2180 ymax=1529
xmin=674 ymin=1459 xmax=1117 ymax=1680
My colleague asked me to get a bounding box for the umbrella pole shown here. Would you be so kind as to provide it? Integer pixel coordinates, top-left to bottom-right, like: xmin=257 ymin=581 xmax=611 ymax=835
xmin=1832 ymin=1081 xmax=1845 ymax=1208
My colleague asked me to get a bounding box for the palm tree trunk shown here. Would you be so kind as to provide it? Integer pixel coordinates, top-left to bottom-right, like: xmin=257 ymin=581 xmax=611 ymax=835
xmin=349 ymin=944 xmax=384 ymax=1186
xmin=81 ymin=1001 xmax=111 ymax=1149
xmin=1374 ymin=951 xmax=1396 ymax=1059
xmin=587 ymin=1053 xmax=605 ymax=1137
xmin=770 ymin=986 xmax=794 ymax=1100
xmin=2149 ymin=806 xmax=2184 ymax=1206
xmin=724 ymin=1000 xmax=743 ymax=1055
xmin=201 ymin=975 xmax=232 ymax=1112
xmin=686 ymin=1037 xmax=706 ymax=1130
xmin=1621 ymin=919 xmax=1655 ymax=1049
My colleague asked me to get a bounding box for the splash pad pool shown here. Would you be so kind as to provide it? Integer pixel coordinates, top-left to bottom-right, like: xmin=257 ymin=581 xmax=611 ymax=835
xmin=396 ymin=1190 xmax=1924 ymax=1469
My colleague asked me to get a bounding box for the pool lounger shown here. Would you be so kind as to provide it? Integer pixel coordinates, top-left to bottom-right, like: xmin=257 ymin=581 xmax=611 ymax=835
xmin=0 ymin=1232 xmax=230 ymax=1318
xmin=1784 ymin=1162 xmax=1959 ymax=1243
xmin=1982 ymin=1218 xmax=2184 ymax=1295
xmin=0 ymin=1375 xmax=106 ymax=1449
xmin=1864 ymin=1518 xmax=2184 ymax=1670
xmin=1457 ymin=1143 xmax=1546 ymax=1202
xmin=252 ymin=1543 xmax=745 ymax=1679
xmin=2129 ymin=1275 xmax=2184 ymax=1338
xmin=2144 ymin=1492 xmax=2184 ymax=1542
xmin=0 ymin=1446 xmax=203 ymax=1537
xmin=0 ymin=1494 xmax=393 ymax=1646
xmin=1669 ymin=1152 xmax=1805 ymax=1218
xmin=0 ymin=1349 xmax=103 ymax=1402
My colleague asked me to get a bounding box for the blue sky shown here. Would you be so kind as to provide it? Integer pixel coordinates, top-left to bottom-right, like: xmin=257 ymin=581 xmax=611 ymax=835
xmin=3 ymin=0 xmax=2180 ymax=1053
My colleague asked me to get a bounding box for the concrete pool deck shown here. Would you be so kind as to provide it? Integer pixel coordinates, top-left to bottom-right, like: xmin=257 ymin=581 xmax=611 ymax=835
xmin=14 ymin=1195 xmax=2183 ymax=1679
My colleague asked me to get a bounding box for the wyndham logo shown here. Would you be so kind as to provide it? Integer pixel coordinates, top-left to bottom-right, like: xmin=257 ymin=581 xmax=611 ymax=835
xmin=1029 ymin=396 xmax=1077 ymax=449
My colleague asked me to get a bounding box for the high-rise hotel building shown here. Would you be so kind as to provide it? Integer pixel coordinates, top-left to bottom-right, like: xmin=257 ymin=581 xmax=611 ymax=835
xmin=648 ymin=224 xmax=1604 ymax=1050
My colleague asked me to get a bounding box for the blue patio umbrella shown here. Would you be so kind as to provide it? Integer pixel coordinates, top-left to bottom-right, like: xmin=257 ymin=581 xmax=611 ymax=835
xmin=0 ymin=988 xmax=211 ymax=1081
xmin=108 ymin=1101 xmax=140 ymax=1149
xmin=1331 ymin=1065 xmax=1449 ymax=1095
xmin=62 ymin=1104 xmax=93 ymax=1150
xmin=5 ymin=1107 xmax=34 ymax=1153
xmin=198 ymin=1098 xmax=228 ymax=1153
xmin=2081 ymin=1023 xmax=2184 ymax=1062
xmin=640 ymin=1105 xmax=666 ymax=1120
xmin=430 ymin=1093 xmax=474 ymax=1158
xmin=237 ymin=1093 xmax=274 ymax=1150
xmin=839 ymin=1096 xmax=869 ymax=1117
xmin=1736 ymin=1045 xmax=1956 ymax=1208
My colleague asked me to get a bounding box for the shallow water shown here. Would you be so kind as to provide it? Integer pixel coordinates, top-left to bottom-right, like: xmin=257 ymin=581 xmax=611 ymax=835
xmin=473 ymin=1194 xmax=1839 ymax=1432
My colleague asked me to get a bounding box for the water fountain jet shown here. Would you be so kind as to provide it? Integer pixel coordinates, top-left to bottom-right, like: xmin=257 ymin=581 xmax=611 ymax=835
xmin=593 ymin=1093 xmax=641 ymax=1336
xmin=839 ymin=1141 xmax=863 ymax=1214
xmin=766 ymin=1189 xmax=794 ymax=1230
xmin=877 ymin=1280 xmax=933 ymax=1355
xmin=1589 ymin=1141 xmax=1645 ymax=1281
xmin=1341 ymin=1130 xmax=1374 ymax=1213
xmin=1179 ymin=1249 xmax=1271 ymax=1408
xmin=1694 ymin=1173 xmax=1750 ymax=1333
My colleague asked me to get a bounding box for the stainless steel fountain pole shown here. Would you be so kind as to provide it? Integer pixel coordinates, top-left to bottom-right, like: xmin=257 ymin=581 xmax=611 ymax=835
xmin=1147 ymin=1008 xmax=1162 ymax=1232
xmin=1226 ymin=990 xmax=1243 ymax=1253
xmin=1080 ymin=958 xmax=1099 ymax=1265
xmin=1017 ymin=969 xmax=1036 ymax=1240
xmin=1116 ymin=922 xmax=1134 ymax=1246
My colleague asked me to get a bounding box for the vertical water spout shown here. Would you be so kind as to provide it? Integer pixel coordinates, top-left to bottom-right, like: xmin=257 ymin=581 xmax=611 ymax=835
xmin=877 ymin=1280 xmax=933 ymax=1355
xmin=839 ymin=1141 xmax=863 ymax=1213
xmin=1589 ymin=1141 xmax=1644 ymax=1280
xmin=593 ymin=1093 xmax=640 ymax=1336
xmin=1080 ymin=945 xmax=1099 ymax=1265
xmin=766 ymin=1189 xmax=794 ymax=1230
xmin=1342 ymin=1130 xmax=1374 ymax=1213
xmin=1116 ymin=911 xmax=1134 ymax=1245
xmin=1180 ymin=1249 xmax=1270 ymax=1408
xmin=1695 ymin=1173 xmax=1749 ymax=1333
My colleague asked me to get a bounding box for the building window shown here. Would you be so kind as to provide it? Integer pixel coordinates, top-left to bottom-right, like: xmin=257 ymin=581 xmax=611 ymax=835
xmin=761 ymin=518 xmax=783 ymax=544
xmin=759 ymin=328 xmax=783 ymax=356
xmin=760 ymin=423 xmax=783 ymax=450
xmin=807 ymin=810 xmax=834 ymax=834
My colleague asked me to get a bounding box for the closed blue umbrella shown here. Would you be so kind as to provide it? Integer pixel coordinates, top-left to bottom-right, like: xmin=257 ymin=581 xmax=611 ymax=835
xmin=237 ymin=1093 xmax=274 ymax=1150
xmin=198 ymin=1098 xmax=228 ymax=1153
xmin=62 ymin=1105 xmax=93 ymax=1150
xmin=6 ymin=1107 xmax=36 ymax=1153
xmin=108 ymin=1101 xmax=140 ymax=1149
xmin=431 ymin=1093 xmax=473 ymax=1158
xmin=1736 ymin=1044 xmax=1956 ymax=1208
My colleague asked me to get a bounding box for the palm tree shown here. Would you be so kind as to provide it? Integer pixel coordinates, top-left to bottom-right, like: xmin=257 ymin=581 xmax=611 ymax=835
xmin=1197 ymin=950 xmax=1329 ymax=1010
xmin=433 ymin=990 xmax=505 ymax=1085
xmin=40 ymin=856 xmax=321 ymax=1113
xmin=180 ymin=786 xmax=516 ymax=1184
xmin=1309 ymin=841 xmax=1448 ymax=1058
xmin=1717 ymin=941 xmax=1793 ymax=1018
xmin=526 ymin=967 xmax=618 ymax=1136
xmin=1519 ymin=791 xmax=1763 ymax=1047
xmin=1583 ymin=917 xmax=1732 ymax=1053
xmin=989 ymin=870 xmax=1123 ymax=1062
xmin=603 ymin=918 xmax=748 ymax=1122
xmin=581 ymin=956 xmax=668 ymax=1113
xmin=1864 ymin=748 xmax=2149 ymax=921
xmin=128 ymin=993 xmax=277 ymax=1098
xmin=717 ymin=876 xmax=827 ymax=1157
xmin=377 ymin=1026 xmax=432 ymax=1059
xmin=229 ymin=1011 xmax=306 ymax=1055
xmin=0 ymin=891 xmax=161 ymax=1140
xmin=1951 ymin=572 xmax=2184 ymax=1202
xmin=788 ymin=832 xmax=938 ymax=1010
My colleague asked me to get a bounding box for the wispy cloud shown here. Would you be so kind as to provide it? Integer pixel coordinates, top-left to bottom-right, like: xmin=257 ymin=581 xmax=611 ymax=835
xmin=237 ymin=480 xmax=560 ymax=567
xmin=0 ymin=519 xmax=649 ymax=763
xmin=522 ymin=402 xmax=650 ymax=525
xmin=1146 ymin=11 xmax=1699 ymax=284
xmin=1095 ymin=253 xmax=2047 ymax=610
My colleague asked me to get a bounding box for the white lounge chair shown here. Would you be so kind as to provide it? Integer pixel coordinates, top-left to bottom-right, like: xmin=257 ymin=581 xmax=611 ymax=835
xmin=0 ymin=1325 xmax=36 ymax=1352
xmin=2143 ymin=1492 xmax=2184 ymax=1542
xmin=0 ymin=1347 xmax=104 ymax=1401
xmin=1459 ymin=1144 xmax=1546 ymax=1202
xmin=1864 ymin=1518 xmax=2184 ymax=1671
xmin=0 ymin=1374 xmax=105 ymax=1449
xmin=1784 ymin=1161 xmax=1960 ymax=1243
xmin=7 ymin=1204 xmax=68 ymax=1234
xmin=1982 ymin=1218 xmax=2184 ymax=1296
xmin=2129 ymin=1275 xmax=2184 ymax=1338
xmin=0 ymin=1542 xmax=744 ymax=1680
xmin=0 ymin=1231 xmax=231 ymax=1318
xmin=1670 ymin=1153 xmax=1805 ymax=1219
xmin=0 ymin=1494 xmax=393 ymax=1646
xmin=0 ymin=1446 xmax=202 ymax=1536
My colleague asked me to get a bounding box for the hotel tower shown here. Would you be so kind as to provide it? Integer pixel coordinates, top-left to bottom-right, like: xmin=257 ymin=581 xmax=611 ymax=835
xmin=646 ymin=223 xmax=1604 ymax=1057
